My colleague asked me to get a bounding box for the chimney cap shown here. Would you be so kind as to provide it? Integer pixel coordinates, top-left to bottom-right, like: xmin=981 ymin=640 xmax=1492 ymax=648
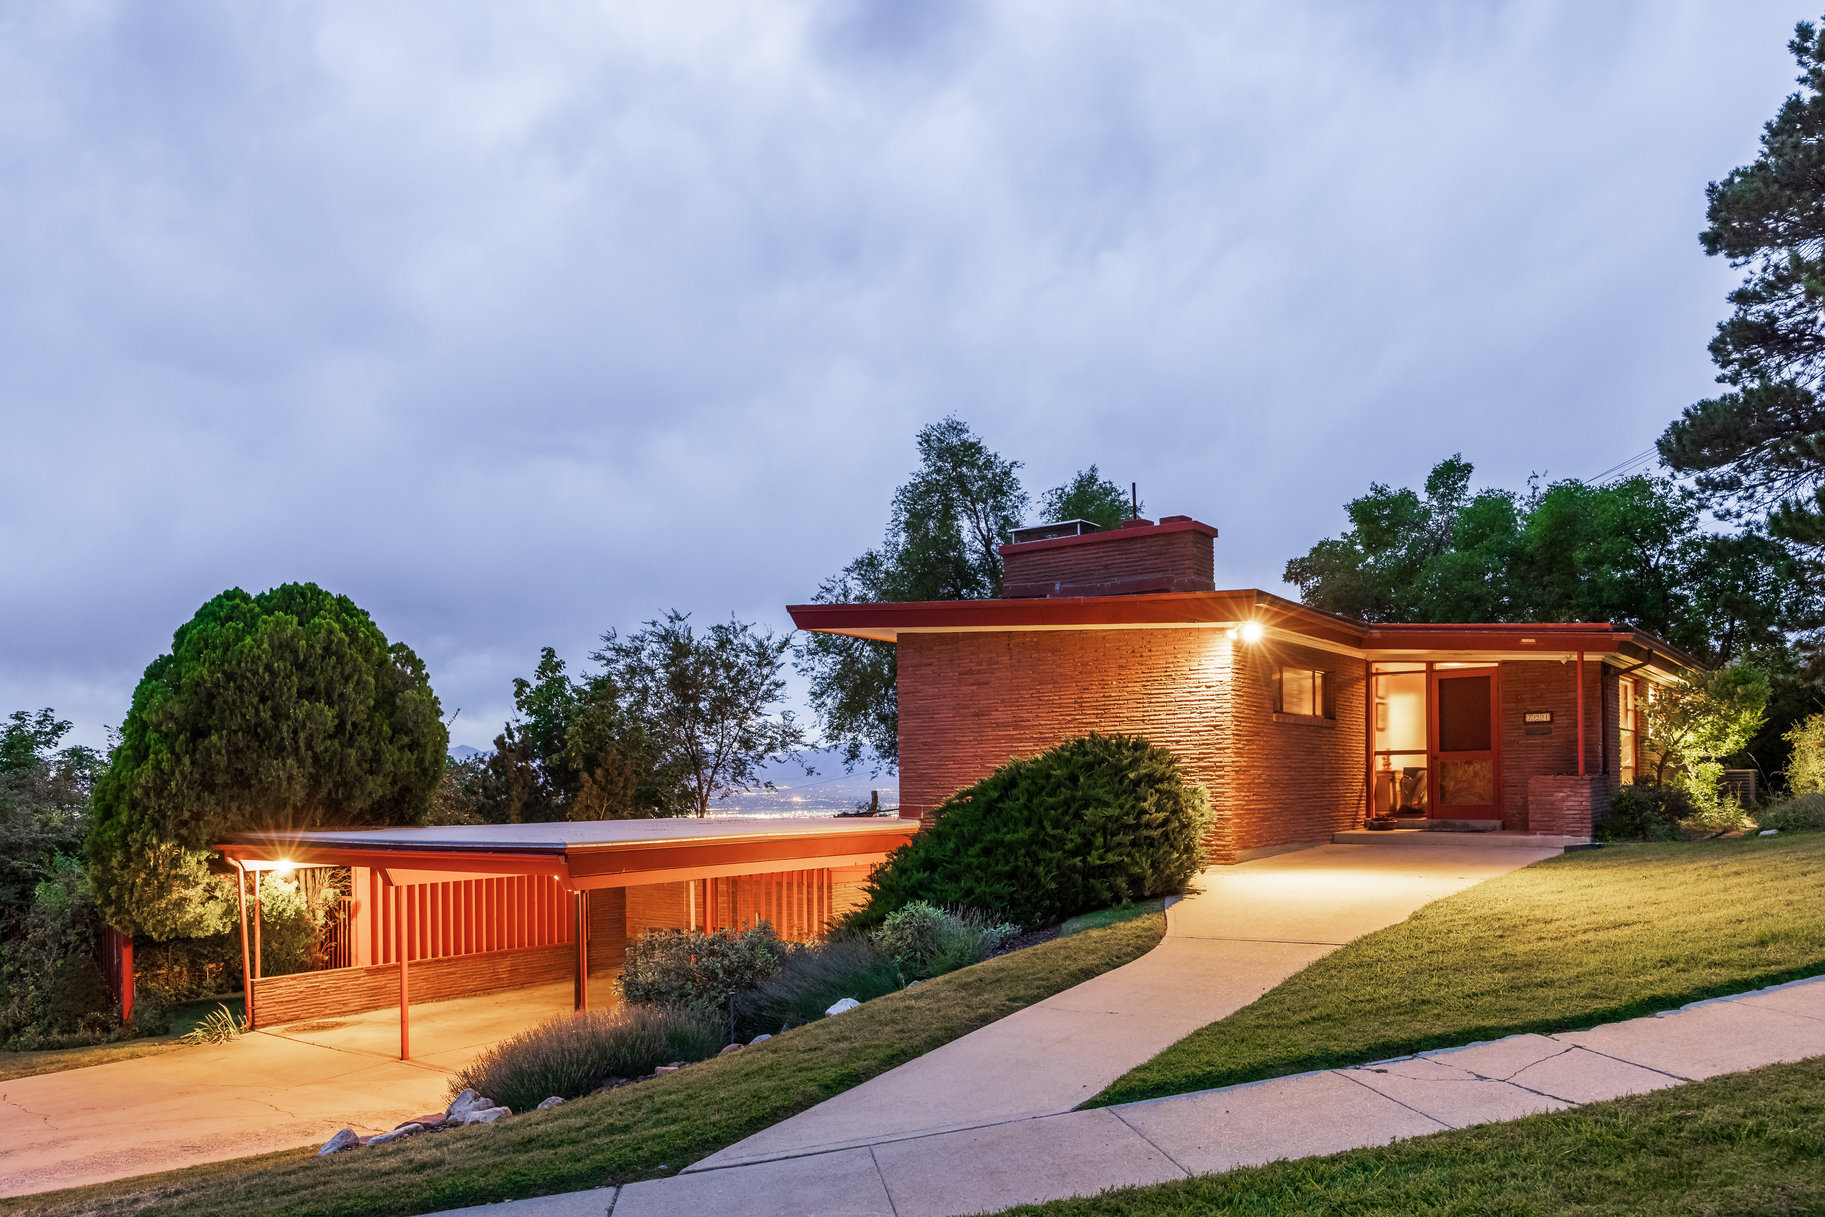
xmin=1008 ymin=518 xmax=1102 ymax=545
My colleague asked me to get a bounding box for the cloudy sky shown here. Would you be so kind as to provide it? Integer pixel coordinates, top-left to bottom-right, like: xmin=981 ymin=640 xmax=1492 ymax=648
xmin=0 ymin=1 xmax=1805 ymax=752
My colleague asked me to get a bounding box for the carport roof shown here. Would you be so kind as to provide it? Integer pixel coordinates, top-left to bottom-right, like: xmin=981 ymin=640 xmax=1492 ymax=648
xmin=215 ymin=816 xmax=918 ymax=889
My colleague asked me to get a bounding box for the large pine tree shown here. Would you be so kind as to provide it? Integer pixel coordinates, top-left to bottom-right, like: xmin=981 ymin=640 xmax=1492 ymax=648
xmin=1659 ymin=19 xmax=1825 ymax=542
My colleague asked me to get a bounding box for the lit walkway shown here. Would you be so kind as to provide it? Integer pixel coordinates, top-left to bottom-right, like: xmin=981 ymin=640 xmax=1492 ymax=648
xmin=698 ymin=839 xmax=1561 ymax=1167
xmin=443 ymin=975 xmax=1825 ymax=1217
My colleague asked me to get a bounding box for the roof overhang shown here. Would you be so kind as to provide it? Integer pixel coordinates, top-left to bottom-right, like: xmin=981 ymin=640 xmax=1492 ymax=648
xmin=789 ymin=590 xmax=1701 ymax=678
xmin=215 ymin=818 xmax=919 ymax=891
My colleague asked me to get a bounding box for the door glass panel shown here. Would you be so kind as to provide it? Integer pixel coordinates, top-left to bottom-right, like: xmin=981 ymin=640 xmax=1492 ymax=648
xmin=1374 ymin=671 xmax=1427 ymax=753
xmin=1437 ymin=675 xmax=1492 ymax=753
xmin=1438 ymin=758 xmax=1495 ymax=805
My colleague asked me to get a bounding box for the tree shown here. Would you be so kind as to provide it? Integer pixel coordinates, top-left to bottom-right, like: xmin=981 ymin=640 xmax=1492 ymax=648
xmin=796 ymin=417 xmax=1027 ymax=769
xmin=1657 ymin=20 xmax=1825 ymax=542
xmin=485 ymin=646 xmax=671 ymax=822
xmin=86 ymin=584 xmax=447 ymax=937
xmin=1640 ymin=663 xmax=1770 ymax=828
xmin=1037 ymin=466 xmax=1138 ymax=531
xmin=1283 ymin=455 xmax=1818 ymax=665
xmin=597 ymin=611 xmax=805 ymax=817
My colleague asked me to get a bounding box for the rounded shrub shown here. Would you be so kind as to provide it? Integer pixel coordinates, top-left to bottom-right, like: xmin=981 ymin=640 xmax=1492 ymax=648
xmin=449 ymin=1004 xmax=720 ymax=1112
xmin=860 ymin=733 xmax=1213 ymax=928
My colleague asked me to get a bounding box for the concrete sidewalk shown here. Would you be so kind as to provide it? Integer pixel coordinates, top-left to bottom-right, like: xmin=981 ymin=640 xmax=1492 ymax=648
xmin=696 ymin=839 xmax=1560 ymax=1167
xmin=442 ymin=975 xmax=1825 ymax=1217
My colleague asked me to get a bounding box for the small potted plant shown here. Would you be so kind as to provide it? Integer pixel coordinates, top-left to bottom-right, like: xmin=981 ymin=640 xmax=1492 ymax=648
xmin=1365 ymin=813 xmax=1399 ymax=831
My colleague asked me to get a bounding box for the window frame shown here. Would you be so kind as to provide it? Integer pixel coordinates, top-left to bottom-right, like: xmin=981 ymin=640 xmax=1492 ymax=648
xmin=1272 ymin=665 xmax=1335 ymax=722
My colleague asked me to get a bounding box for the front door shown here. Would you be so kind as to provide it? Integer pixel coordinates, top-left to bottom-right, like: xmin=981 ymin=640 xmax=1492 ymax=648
xmin=1431 ymin=668 xmax=1499 ymax=818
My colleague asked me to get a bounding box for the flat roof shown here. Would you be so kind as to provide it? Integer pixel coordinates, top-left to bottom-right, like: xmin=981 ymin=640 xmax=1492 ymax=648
xmin=216 ymin=816 xmax=919 ymax=890
xmin=222 ymin=816 xmax=912 ymax=855
xmin=787 ymin=589 xmax=1699 ymax=674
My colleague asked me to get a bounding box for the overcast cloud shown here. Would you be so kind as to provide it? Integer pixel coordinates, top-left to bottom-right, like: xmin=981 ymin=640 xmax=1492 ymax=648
xmin=0 ymin=1 xmax=1804 ymax=751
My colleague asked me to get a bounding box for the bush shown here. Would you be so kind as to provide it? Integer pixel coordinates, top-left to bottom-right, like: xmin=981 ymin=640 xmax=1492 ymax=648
xmin=1599 ymin=782 xmax=1694 ymax=842
xmin=1786 ymin=714 xmax=1825 ymax=796
xmin=859 ymin=733 xmax=1213 ymax=928
xmin=1758 ymin=792 xmax=1825 ymax=833
xmin=873 ymin=901 xmax=1017 ymax=980
xmin=450 ymin=1004 xmax=720 ymax=1112
xmin=734 ymin=938 xmax=904 ymax=1038
xmin=617 ymin=922 xmax=791 ymax=1018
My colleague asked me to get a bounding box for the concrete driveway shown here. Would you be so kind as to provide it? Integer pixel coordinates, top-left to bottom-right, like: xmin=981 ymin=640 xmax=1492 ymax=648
xmin=0 ymin=981 xmax=578 ymax=1197
xmin=696 ymin=837 xmax=1562 ymax=1170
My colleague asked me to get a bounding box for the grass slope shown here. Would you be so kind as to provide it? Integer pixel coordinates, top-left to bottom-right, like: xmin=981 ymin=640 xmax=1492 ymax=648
xmin=999 ymin=1057 xmax=1825 ymax=1216
xmin=1098 ymin=835 xmax=1825 ymax=1106
xmin=1 ymin=914 xmax=1164 ymax=1217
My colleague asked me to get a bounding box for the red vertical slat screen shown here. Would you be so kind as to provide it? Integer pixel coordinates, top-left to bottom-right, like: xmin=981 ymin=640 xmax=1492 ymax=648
xmin=361 ymin=875 xmax=571 ymax=971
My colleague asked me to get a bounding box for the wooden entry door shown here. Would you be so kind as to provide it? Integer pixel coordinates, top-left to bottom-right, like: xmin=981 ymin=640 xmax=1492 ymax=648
xmin=1431 ymin=668 xmax=1500 ymax=819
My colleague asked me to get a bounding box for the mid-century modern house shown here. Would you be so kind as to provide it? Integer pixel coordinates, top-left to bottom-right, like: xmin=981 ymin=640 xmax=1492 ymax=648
xmin=789 ymin=514 xmax=1695 ymax=863
xmin=200 ymin=816 xmax=915 ymax=1057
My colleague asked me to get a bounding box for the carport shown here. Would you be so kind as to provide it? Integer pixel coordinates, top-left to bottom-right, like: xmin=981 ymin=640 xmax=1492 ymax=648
xmin=213 ymin=816 xmax=917 ymax=1059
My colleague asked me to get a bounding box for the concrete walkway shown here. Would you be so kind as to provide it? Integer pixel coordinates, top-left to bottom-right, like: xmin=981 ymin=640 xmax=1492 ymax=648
xmin=443 ymin=974 xmax=1825 ymax=1217
xmin=0 ymin=981 xmax=579 ymax=1197
xmin=698 ymin=839 xmax=1560 ymax=1168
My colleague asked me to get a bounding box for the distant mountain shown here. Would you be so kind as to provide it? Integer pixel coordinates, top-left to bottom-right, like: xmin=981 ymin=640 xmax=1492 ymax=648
xmin=448 ymin=744 xmax=484 ymax=761
xmin=711 ymin=746 xmax=898 ymax=817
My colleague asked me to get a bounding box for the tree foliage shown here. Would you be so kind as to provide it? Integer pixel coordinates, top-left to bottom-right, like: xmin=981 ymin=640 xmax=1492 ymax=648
xmin=1283 ymin=455 xmax=1818 ymax=664
xmin=1640 ymin=664 xmax=1770 ymax=829
xmin=796 ymin=418 xmax=1133 ymax=770
xmin=1657 ymin=20 xmax=1825 ymax=542
xmin=596 ymin=611 xmax=805 ymax=817
xmin=858 ymin=733 xmax=1213 ymax=929
xmin=1038 ymin=466 xmax=1138 ymax=532
xmin=86 ymin=583 xmax=447 ymax=936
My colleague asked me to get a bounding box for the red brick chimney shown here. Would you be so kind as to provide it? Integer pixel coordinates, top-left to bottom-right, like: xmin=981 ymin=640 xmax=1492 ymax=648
xmin=999 ymin=515 xmax=1218 ymax=598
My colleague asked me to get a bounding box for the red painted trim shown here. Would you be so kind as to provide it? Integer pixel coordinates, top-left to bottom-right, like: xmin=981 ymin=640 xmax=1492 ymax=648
xmin=398 ymin=886 xmax=410 ymax=1060
xmin=236 ymin=864 xmax=254 ymax=1028
xmin=997 ymin=516 xmax=1219 ymax=556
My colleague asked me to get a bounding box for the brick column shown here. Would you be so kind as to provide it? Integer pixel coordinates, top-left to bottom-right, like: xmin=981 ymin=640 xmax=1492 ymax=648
xmin=1526 ymin=774 xmax=1610 ymax=838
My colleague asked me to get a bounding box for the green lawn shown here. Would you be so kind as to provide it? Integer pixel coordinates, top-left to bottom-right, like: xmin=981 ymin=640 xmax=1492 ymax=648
xmin=0 ymin=997 xmax=243 ymax=1083
xmin=1 ymin=913 xmax=1164 ymax=1217
xmin=1059 ymin=897 xmax=1169 ymax=938
xmin=1097 ymin=834 xmax=1825 ymax=1106
xmin=1000 ymin=1056 xmax=1825 ymax=1216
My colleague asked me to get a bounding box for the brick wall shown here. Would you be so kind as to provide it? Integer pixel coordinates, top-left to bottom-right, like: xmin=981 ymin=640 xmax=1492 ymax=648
xmin=1226 ymin=642 xmax=1368 ymax=857
xmin=1498 ymin=660 xmax=1612 ymax=831
xmin=896 ymin=627 xmax=1366 ymax=864
xmin=897 ymin=627 xmax=1235 ymax=829
xmin=626 ymin=881 xmax=693 ymax=938
xmin=587 ymin=888 xmax=626 ymax=976
xmin=1001 ymin=523 xmax=1216 ymax=598
xmin=249 ymin=942 xmax=573 ymax=1028
xmin=1526 ymin=774 xmax=1610 ymax=838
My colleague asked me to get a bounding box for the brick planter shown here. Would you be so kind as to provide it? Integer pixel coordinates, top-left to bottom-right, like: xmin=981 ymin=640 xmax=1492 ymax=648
xmin=1526 ymin=774 xmax=1610 ymax=838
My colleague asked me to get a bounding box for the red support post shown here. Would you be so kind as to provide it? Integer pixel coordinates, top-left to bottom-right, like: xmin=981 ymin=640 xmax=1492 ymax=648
xmin=251 ymin=871 xmax=262 ymax=981
xmin=1576 ymin=651 xmax=1586 ymax=777
xmin=236 ymin=864 xmax=254 ymax=1028
xmin=574 ymin=891 xmax=590 ymax=1012
xmin=118 ymin=935 xmax=134 ymax=1025
xmin=398 ymin=885 xmax=411 ymax=1060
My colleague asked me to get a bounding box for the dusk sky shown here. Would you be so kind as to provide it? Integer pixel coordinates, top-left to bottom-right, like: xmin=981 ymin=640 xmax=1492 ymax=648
xmin=2 ymin=2 xmax=1805 ymax=753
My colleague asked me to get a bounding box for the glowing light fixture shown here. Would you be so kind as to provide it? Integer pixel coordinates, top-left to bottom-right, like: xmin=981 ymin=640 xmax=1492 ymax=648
xmin=274 ymin=859 xmax=296 ymax=876
xmin=1238 ymin=621 xmax=1265 ymax=644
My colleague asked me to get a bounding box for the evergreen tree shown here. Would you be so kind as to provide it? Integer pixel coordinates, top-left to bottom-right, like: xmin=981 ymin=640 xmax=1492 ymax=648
xmin=1658 ymin=19 xmax=1825 ymax=542
xmin=86 ymin=584 xmax=446 ymax=937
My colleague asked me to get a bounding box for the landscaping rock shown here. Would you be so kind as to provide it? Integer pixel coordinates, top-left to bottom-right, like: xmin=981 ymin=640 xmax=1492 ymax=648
xmin=593 ymin=1076 xmax=631 ymax=1093
xmin=446 ymin=1089 xmax=497 ymax=1118
xmin=654 ymin=1063 xmax=682 ymax=1075
xmin=317 ymin=1128 xmax=360 ymax=1156
xmin=825 ymin=997 xmax=861 ymax=1016
xmin=1761 ymin=829 xmax=1781 ymax=836
xmin=718 ymin=1043 xmax=743 ymax=1055
xmin=749 ymin=1034 xmax=771 ymax=1044
xmin=399 ymin=1114 xmax=446 ymax=1130
xmin=366 ymin=1123 xmax=424 ymax=1145
xmin=537 ymin=1096 xmax=565 ymax=1109
xmin=450 ymin=1105 xmax=510 ymax=1126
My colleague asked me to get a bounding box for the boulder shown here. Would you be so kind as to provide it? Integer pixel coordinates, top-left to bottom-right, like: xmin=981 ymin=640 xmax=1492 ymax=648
xmin=654 ymin=1064 xmax=681 ymax=1075
xmin=1761 ymin=829 xmax=1781 ymax=836
xmin=718 ymin=1043 xmax=743 ymax=1055
xmin=537 ymin=1096 xmax=565 ymax=1110
xmin=446 ymin=1089 xmax=496 ymax=1118
xmin=399 ymin=1114 xmax=446 ymax=1130
xmin=450 ymin=1105 xmax=510 ymax=1126
xmin=317 ymin=1128 xmax=360 ymax=1156
xmin=366 ymin=1123 xmax=424 ymax=1145
xmin=825 ymin=998 xmax=861 ymax=1016
xmin=749 ymin=1034 xmax=771 ymax=1045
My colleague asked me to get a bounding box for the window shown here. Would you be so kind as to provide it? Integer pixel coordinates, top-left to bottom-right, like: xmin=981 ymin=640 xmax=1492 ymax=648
xmin=1619 ymin=678 xmax=1638 ymax=785
xmin=1275 ymin=667 xmax=1333 ymax=719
